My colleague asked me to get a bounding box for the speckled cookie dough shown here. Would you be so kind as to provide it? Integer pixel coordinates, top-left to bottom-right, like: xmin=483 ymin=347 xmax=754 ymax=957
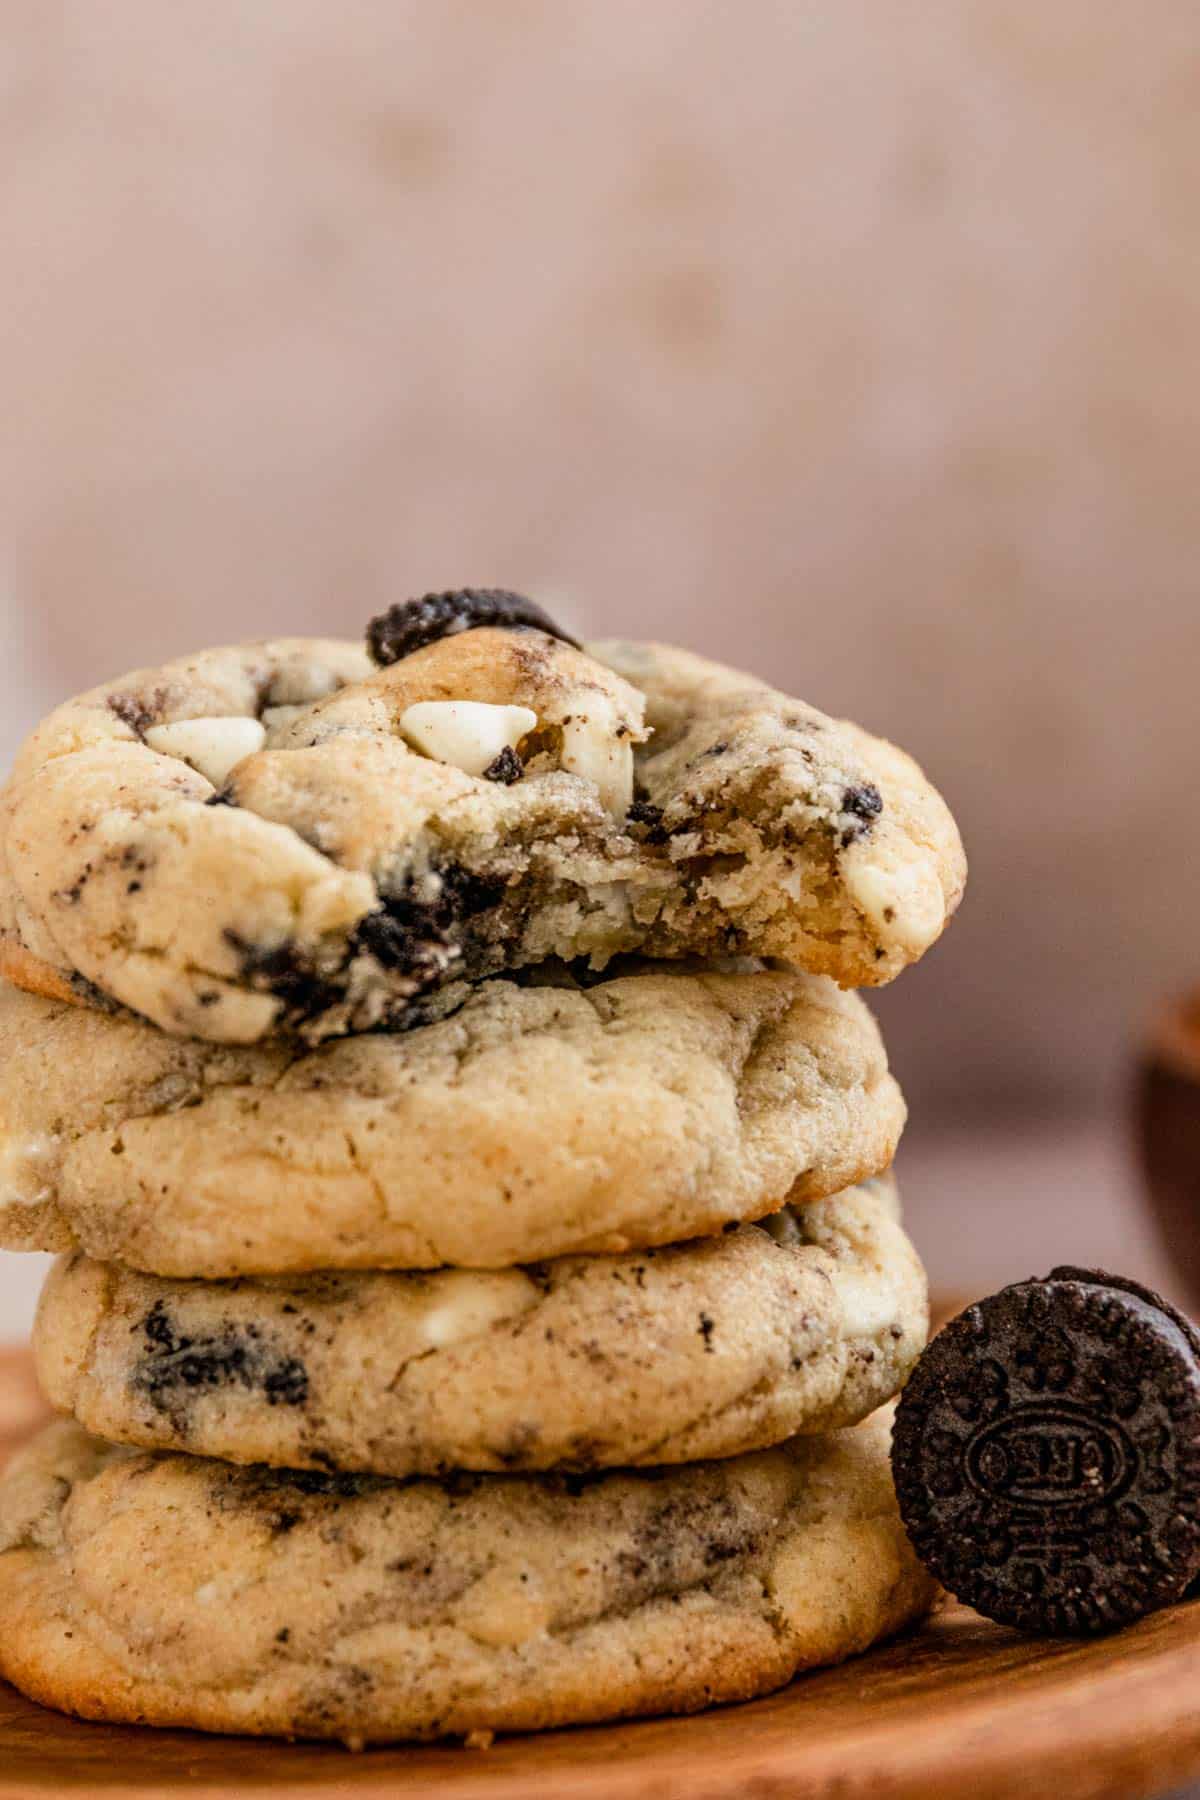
xmin=34 ymin=1178 xmax=926 ymax=1476
xmin=0 ymin=1409 xmax=936 ymax=1744
xmin=0 ymin=962 xmax=905 ymax=1274
xmin=0 ymin=597 xmax=965 ymax=1044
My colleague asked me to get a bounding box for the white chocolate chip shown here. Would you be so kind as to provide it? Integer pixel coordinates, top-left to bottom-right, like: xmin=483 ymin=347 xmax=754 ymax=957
xmin=416 ymin=1270 xmax=540 ymax=1349
xmin=399 ymin=701 xmax=537 ymax=779
xmin=844 ymin=856 xmax=946 ymax=956
xmin=192 ymin=1573 xmax=251 ymax=1604
xmin=144 ymin=717 xmax=266 ymax=788
xmin=560 ymin=707 xmax=634 ymax=817
xmin=836 ymin=1268 xmax=898 ymax=1339
xmin=456 ymin=1565 xmax=551 ymax=1648
xmin=0 ymin=1132 xmax=56 ymax=1213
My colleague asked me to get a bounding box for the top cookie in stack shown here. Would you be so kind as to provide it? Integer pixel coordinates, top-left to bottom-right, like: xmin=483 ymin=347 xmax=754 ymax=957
xmin=0 ymin=592 xmax=963 ymax=1746
xmin=0 ymin=588 xmax=964 ymax=1044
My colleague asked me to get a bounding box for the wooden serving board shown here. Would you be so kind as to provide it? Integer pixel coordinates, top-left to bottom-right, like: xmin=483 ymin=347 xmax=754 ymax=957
xmin=4 ymin=1347 xmax=1200 ymax=1800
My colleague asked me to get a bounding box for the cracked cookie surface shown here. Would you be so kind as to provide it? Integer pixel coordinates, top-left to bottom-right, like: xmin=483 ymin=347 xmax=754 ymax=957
xmin=0 ymin=1409 xmax=935 ymax=1744
xmin=34 ymin=1178 xmax=925 ymax=1475
xmin=0 ymin=962 xmax=904 ymax=1274
xmin=0 ymin=627 xmax=965 ymax=1043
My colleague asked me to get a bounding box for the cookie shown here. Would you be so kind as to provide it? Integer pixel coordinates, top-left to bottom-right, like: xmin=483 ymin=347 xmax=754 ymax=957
xmin=34 ymin=1177 xmax=925 ymax=1476
xmin=0 ymin=1409 xmax=935 ymax=1744
xmin=892 ymin=1268 xmax=1200 ymax=1635
xmin=0 ymin=617 xmax=965 ymax=1043
xmin=0 ymin=962 xmax=904 ymax=1275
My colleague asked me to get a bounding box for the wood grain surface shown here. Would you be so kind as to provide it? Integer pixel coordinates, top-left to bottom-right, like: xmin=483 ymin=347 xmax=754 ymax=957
xmin=3 ymin=1346 xmax=1200 ymax=1800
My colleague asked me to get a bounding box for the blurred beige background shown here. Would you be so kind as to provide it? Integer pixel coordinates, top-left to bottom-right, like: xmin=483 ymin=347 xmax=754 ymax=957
xmin=1 ymin=1 xmax=1198 ymax=1326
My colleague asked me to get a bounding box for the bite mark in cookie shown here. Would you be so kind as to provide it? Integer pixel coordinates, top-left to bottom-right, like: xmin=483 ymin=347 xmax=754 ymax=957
xmin=0 ymin=1412 xmax=936 ymax=1742
xmin=0 ymin=632 xmax=965 ymax=1042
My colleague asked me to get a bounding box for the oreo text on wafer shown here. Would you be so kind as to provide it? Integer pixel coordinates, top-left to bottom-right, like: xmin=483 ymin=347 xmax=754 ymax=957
xmin=892 ymin=1268 xmax=1200 ymax=1634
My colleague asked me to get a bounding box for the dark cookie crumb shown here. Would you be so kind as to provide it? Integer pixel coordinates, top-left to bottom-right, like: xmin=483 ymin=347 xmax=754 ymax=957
xmin=482 ymin=746 xmax=523 ymax=785
xmin=366 ymin=589 xmax=580 ymax=665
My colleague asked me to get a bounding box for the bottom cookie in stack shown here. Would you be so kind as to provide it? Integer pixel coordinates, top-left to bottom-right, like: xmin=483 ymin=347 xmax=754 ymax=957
xmin=0 ymin=1409 xmax=933 ymax=1746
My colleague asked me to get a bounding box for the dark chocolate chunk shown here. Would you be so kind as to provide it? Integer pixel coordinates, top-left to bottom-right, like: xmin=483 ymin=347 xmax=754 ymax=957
xmin=892 ymin=1268 xmax=1200 ymax=1635
xmin=366 ymin=588 xmax=580 ymax=665
xmin=482 ymin=745 xmax=523 ymax=784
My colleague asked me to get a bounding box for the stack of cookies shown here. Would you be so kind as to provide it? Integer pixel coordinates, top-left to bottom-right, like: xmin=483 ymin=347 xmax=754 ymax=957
xmin=0 ymin=591 xmax=965 ymax=1745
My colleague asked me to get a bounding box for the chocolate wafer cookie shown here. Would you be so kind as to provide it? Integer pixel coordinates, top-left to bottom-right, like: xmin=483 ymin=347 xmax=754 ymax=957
xmin=892 ymin=1268 xmax=1200 ymax=1634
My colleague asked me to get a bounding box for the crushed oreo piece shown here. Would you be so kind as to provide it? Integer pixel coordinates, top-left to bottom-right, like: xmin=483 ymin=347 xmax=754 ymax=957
xmin=223 ymin=931 xmax=333 ymax=1021
xmin=482 ymin=745 xmax=523 ymax=785
xmin=892 ymin=1268 xmax=1200 ymax=1635
xmin=66 ymin=968 xmax=121 ymax=1013
xmin=241 ymin=1463 xmax=374 ymax=1502
xmin=353 ymin=863 xmax=505 ymax=982
xmin=840 ymin=783 xmax=884 ymax=847
xmin=108 ymin=688 xmax=166 ymax=738
xmin=627 ymin=798 xmax=668 ymax=842
xmin=366 ymin=589 xmax=580 ymax=665
xmin=212 ymin=1460 xmax=379 ymax=1536
xmin=133 ymin=1301 xmax=309 ymax=1416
